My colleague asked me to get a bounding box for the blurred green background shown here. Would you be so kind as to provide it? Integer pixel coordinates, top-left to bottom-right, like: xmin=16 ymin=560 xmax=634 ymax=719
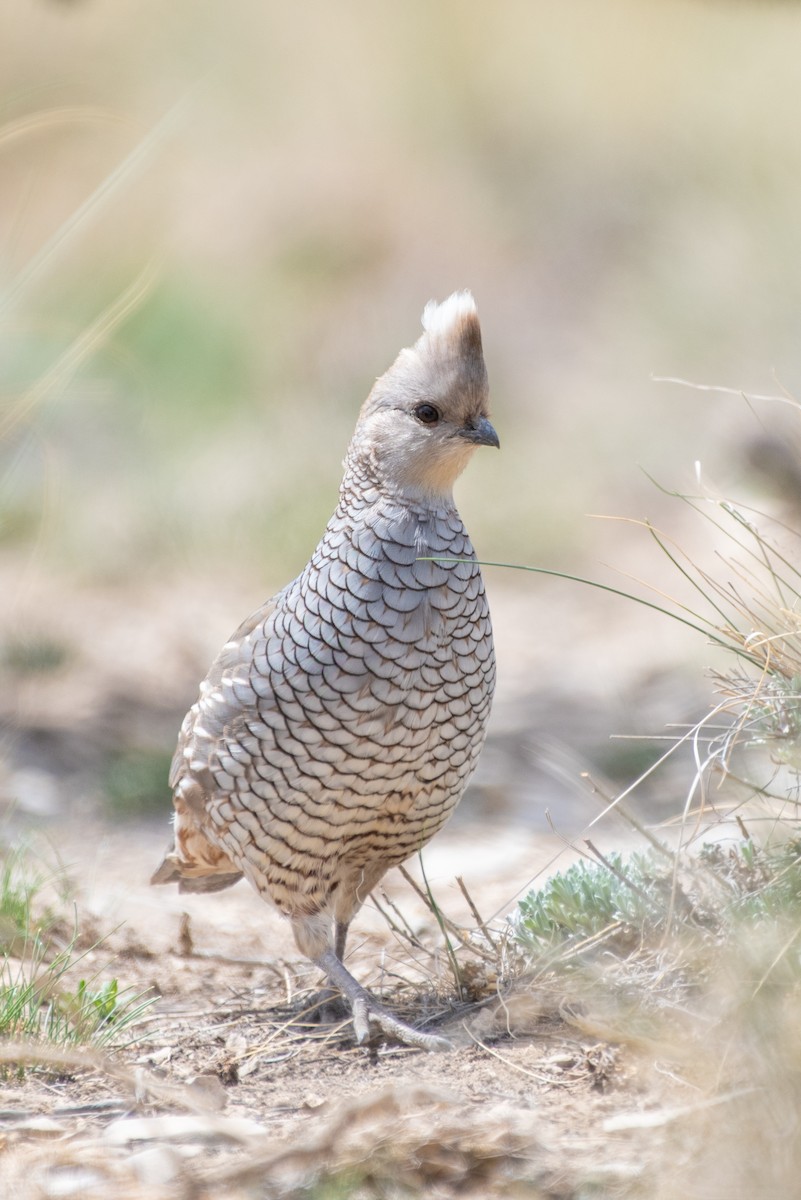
xmin=3 ymin=0 xmax=801 ymax=825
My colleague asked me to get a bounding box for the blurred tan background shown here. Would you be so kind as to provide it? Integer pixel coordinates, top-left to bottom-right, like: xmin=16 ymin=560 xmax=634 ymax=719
xmin=3 ymin=0 xmax=801 ymax=842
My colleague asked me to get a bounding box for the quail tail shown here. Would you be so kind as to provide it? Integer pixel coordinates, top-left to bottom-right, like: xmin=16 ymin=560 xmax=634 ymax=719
xmin=314 ymin=947 xmax=452 ymax=1053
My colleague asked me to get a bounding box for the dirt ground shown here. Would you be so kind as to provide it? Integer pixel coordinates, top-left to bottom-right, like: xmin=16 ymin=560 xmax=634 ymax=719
xmin=0 ymin=813 xmax=693 ymax=1200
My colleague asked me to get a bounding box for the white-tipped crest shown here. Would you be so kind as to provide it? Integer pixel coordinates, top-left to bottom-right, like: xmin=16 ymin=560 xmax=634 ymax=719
xmin=421 ymin=290 xmax=477 ymax=339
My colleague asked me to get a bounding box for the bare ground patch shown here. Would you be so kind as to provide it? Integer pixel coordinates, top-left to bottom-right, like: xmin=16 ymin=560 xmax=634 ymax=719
xmin=0 ymin=820 xmax=680 ymax=1199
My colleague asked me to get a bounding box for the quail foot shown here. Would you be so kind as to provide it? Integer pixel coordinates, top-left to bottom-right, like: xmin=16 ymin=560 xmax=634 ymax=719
xmin=152 ymin=291 xmax=498 ymax=1051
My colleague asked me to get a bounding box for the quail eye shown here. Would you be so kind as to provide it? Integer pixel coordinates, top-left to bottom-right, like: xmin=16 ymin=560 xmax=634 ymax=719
xmin=413 ymin=403 xmax=440 ymax=425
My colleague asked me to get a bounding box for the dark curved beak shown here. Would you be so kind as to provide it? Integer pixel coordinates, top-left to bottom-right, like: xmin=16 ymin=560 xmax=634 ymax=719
xmin=458 ymin=415 xmax=500 ymax=449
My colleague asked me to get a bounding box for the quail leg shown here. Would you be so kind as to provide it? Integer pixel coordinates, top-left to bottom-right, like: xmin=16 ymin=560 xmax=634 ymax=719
xmin=314 ymin=947 xmax=451 ymax=1053
xmin=334 ymin=919 xmax=350 ymax=962
xmin=297 ymin=920 xmax=352 ymax=1025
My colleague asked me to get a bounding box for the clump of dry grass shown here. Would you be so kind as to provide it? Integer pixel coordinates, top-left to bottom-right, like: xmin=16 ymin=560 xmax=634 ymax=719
xmin=495 ymin=450 xmax=801 ymax=1197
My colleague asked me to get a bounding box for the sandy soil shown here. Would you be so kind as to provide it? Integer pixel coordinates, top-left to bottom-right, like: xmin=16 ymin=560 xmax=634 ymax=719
xmin=0 ymin=814 xmax=686 ymax=1199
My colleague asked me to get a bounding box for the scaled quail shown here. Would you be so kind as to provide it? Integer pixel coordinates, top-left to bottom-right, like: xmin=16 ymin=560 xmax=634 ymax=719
xmin=152 ymin=291 xmax=498 ymax=1051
